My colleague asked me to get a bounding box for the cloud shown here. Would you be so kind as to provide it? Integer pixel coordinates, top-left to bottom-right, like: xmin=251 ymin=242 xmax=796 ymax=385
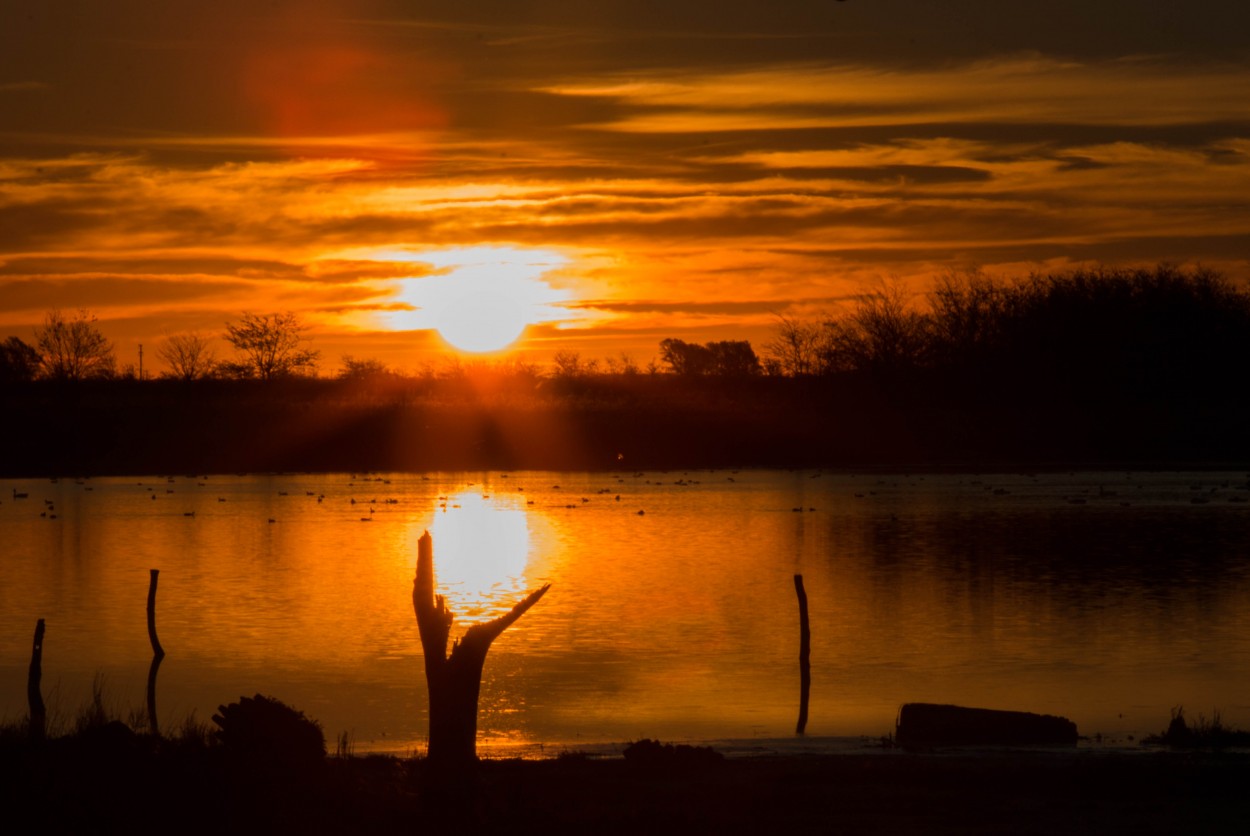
xmin=546 ymin=57 xmax=1250 ymax=132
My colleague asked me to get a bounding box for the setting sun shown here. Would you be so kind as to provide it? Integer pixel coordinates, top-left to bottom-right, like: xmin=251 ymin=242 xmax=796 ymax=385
xmin=433 ymin=290 xmax=530 ymax=353
xmin=378 ymin=247 xmax=574 ymax=354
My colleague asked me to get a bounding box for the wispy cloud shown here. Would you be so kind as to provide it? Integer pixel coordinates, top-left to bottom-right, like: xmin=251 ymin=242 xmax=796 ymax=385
xmin=546 ymin=57 xmax=1250 ymax=131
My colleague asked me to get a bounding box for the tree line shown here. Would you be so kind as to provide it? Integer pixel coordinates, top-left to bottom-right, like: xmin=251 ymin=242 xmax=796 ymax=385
xmin=0 ymin=310 xmax=768 ymax=384
xmin=2 ymin=265 xmax=1248 ymax=474
xmin=3 ymin=265 xmax=1247 ymax=393
xmin=0 ymin=311 xmax=320 ymax=383
xmin=764 ymin=265 xmax=1250 ymax=391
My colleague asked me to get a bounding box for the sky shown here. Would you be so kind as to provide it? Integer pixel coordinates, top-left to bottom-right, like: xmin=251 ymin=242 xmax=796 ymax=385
xmin=2 ymin=0 xmax=1249 ymax=372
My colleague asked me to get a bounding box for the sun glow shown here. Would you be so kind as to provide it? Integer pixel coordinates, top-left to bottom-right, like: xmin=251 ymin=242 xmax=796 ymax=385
xmin=378 ymin=247 xmax=574 ymax=353
xmin=427 ymin=492 xmax=533 ymax=622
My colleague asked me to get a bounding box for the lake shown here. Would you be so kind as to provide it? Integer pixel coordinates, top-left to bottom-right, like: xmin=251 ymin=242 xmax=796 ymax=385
xmin=3 ymin=469 xmax=1249 ymax=755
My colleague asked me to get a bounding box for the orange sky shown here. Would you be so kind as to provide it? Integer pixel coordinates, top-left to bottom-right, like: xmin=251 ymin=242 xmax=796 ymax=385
xmin=2 ymin=1 xmax=1249 ymax=373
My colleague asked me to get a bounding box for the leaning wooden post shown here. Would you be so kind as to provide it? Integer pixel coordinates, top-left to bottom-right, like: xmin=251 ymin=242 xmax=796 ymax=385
xmin=413 ymin=530 xmax=550 ymax=767
xmin=146 ymin=569 xmax=165 ymax=736
xmin=28 ymin=619 xmax=46 ymax=740
xmin=147 ymin=569 xmax=166 ymax=661
xmin=794 ymin=574 xmax=811 ymax=735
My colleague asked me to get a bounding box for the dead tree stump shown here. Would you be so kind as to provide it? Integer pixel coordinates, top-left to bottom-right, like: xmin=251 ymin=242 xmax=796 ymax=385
xmin=413 ymin=530 xmax=549 ymax=767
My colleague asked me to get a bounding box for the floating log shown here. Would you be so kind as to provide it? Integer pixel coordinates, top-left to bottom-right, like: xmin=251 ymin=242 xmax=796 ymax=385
xmin=896 ymin=703 xmax=1078 ymax=746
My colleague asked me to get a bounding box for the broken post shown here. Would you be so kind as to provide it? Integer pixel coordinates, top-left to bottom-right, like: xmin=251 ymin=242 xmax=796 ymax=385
xmin=413 ymin=530 xmax=549 ymax=766
xmin=146 ymin=569 xmax=165 ymax=736
xmin=28 ymin=619 xmax=46 ymax=740
xmin=794 ymin=574 xmax=810 ymax=735
xmin=147 ymin=569 xmax=165 ymax=660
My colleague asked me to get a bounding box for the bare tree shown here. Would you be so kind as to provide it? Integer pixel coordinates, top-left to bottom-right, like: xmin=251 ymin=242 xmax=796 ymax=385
xmin=823 ymin=282 xmax=931 ymax=376
xmin=223 ymin=312 xmax=319 ymax=380
xmin=338 ymin=355 xmax=389 ymax=380
xmin=552 ymin=350 xmax=595 ymax=378
xmin=764 ymin=314 xmax=824 ymax=376
xmin=157 ymin=332 xmax=218 ymax=380
xmin=34 ymin=309 xmax=115 ymax=380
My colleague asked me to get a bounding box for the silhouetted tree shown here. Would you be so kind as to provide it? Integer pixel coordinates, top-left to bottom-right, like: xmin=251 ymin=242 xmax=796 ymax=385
xmin=552 ymin=350 xmax=597 ymax=378
xmin=0 ymin=336 xmax=41 ymax=383
xmin=157 ymin=332 xmax=217 ymax=380
xmin=764 ymin=315 xmax=823 ymax=376
xmin=659 ymin=338 xmax=762 ymax=376
xmin=338 ymin=355 xmax=389 ymax=380
xmin=928 ymin=271 xmax=1007 ymax=367
xmin=821 ymin=283 xmax=930 ymax=377
xmin=659 ymin=338 xmax=714 ymax=375
xmin=707 ymin=340 xmax=762 ymax=376
xmin=223 ymin=312 xmax=319 ymax=380
xmin=34 ymin=309 xmax=116 ymax=380
xmin=603 ymin=352 xmax=639 ymax=375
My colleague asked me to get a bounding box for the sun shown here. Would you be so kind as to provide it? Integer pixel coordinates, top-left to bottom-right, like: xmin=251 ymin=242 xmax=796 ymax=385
xmin=433 ymin=286 xmax=532 ymax=353
xmin=376 ymin=247 xmax=574 ymax=354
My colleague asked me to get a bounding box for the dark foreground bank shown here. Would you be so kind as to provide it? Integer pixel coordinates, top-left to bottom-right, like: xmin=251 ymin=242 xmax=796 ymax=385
xmin=3 ymin=732 xmax=1248 ymax=836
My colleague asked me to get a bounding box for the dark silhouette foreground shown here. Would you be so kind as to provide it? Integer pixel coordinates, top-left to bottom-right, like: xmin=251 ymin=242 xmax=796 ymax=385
xmin=2 ymin=730 xmax=1248 ymax=836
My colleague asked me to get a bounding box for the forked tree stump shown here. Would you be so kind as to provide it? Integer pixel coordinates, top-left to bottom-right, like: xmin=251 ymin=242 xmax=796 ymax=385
xmin=413 ymin=531 xmax=549 ymax=766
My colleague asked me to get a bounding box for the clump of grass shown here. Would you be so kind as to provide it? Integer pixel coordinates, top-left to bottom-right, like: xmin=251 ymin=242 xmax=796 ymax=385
xmin=0 ymin=678 xmax=214 ymax=750
xmin=1145 ymin=706 xmax=1250 ymax=749
xmin=168 ymin=710 xmax=214 ymax=749
xmin=211 ymin=694 xmax=325 ymax=767
xmin=71 ymin=674 xmax=113 ymax=734
xmin=622 ymin=738 xmax=724 ymax=768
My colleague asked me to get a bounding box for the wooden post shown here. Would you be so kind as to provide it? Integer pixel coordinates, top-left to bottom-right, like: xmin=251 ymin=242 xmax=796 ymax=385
xmin=28 ymin=619 xmax=46 ymax=740
xmin=794 ymin=574 xmax=810 ymax=735
xmin=413 ymin=531 xmax=549 ymax=767
xmin=146 ymin=569 xmax=165 ymax=736
xmin=147 ymin=569 xmax=165 ymax=660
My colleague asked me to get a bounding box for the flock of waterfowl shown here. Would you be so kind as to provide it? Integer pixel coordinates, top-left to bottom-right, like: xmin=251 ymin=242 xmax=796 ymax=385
xmin=4 ymin=471 xmax=1248 ymax=527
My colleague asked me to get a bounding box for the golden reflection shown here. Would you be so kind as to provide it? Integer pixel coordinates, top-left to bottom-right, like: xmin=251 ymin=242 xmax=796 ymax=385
xmin=424 ymin=491 xmax=532 ymax=623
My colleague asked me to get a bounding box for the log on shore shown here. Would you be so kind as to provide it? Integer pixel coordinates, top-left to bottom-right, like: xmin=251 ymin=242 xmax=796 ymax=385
xmin=896 ymin=703 xmax=1078 ymax=746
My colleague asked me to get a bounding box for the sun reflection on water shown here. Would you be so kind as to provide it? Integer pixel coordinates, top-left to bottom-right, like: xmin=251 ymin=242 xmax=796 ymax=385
xmin=424 ymin=491 xmax=532 ymax=623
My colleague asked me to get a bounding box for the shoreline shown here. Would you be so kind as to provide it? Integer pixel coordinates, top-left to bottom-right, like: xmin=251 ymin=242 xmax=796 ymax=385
xmin=4 ymin=731 xmax=1248 ymax=834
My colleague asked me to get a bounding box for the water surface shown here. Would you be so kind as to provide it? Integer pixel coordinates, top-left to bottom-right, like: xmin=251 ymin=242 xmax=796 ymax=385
xmin=3 ymin=470 xmax=1248 ymax=754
